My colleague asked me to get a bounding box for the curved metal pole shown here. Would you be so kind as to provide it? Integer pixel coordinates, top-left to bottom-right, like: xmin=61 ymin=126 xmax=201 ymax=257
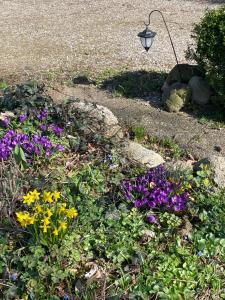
xmin=145 ymin=10 xmax=182 ymax=81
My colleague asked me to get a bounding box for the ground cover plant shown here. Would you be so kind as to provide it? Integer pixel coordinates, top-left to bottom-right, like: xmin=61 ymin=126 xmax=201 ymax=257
xmin=0 ymin=83 xmax=225 ymax=300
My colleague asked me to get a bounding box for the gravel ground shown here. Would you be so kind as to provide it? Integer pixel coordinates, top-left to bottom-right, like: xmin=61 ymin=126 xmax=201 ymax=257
xmin=0 ymin=0 xmax=223 ymax=80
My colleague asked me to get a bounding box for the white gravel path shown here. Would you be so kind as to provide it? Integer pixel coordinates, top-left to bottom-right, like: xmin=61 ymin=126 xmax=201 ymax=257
xmin=0 ymin=0 xmax=223 ymax=79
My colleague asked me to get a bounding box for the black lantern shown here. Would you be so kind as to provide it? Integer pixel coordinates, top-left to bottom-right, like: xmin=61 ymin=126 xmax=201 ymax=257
xmin=137 ymin=10 xmax=182 ymax=81
xmin=138 ymin=26 xmax=156 ymax=52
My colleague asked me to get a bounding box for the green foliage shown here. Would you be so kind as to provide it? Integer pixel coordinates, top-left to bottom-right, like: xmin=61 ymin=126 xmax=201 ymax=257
xmin=131 ymin=126 xmax=147 ymax=142
xmin=147 ymin=136 xmax=185 ymax=159
xmin=0 ymin=82 xmax=52 ymax=111
xmin=13 ymin=145 xmax=28 ymax=170
xmin=187 ymin=5 xmax=225 ymax=106
xmin=0 ymin=80 xmax=8 ymax=90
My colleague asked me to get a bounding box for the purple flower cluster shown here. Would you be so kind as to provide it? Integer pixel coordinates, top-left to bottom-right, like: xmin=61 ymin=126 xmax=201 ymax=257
xmin=123 ymin=166 xmax=189 ymax=213
xmin=0 ymin=130 xmax=64 ymax=160
xmin=33 ymin=108 xmax=48 ymax=121
xmin=49 ymin=124 xmax=63 ymax=137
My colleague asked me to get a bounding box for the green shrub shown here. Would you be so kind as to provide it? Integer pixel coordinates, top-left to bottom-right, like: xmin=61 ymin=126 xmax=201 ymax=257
xmin=187 ymin=5 xmax=225 ymax=106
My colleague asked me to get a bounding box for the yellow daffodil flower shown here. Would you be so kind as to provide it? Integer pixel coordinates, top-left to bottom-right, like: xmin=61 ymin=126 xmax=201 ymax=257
xmin=46 ymin=208 xmax=53 ymax=218
xmin=52 ymin=191 xmax=61 ymax=201
xmin=29 ymin=215 xmax=35 ymax=225
xmin=30 ymin=189 xmax=40 ymax=200
xmin=16 ymin=212 xmax=35 ymax=227
xmin=59 ymin=221 xmax=68 ymax=231
xmin=43 ymin=191 xmax=53 ymax=203
xmin=23 ymin=193 xmax=35 ymax=206
xmin=53 ymin=228 xmax=59 ymax=236
xmin=40 ymin=224 xmax=50 ymax=233
xmin=41 ymin=217 xmax=50 ymax=226
xmin=40 ymin=218 xmax=51 ymax=233
xmin=34 ymin=205 xmax=42 ymax=214
xmin=59 ymin=203 xmax=67 ymax=212
xmin=66 ymin=208 xmax=78 ymax=219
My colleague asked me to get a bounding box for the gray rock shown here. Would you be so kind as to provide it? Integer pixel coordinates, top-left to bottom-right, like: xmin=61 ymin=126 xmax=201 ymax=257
xmin=194 ymin=155 xmax=225 ymax=188
xmin=123 ymin=141 xmax=164 ymax=168
xmin=163 ymin=82 xmax=191 ymax=112
xmin=166 ymin=64 xmax=202 ymax=85
xmin=188 ymin=76 xmax=212 ymax=105
xmin=67 ymin=100 xmax=124 ymax=140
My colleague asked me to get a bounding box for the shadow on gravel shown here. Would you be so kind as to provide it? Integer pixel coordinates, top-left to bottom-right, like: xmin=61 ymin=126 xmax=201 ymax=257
xmin=185 ymin=104 xmax=225 ymax=129
xmin=99 ymin=70 xmax=167 ymax=108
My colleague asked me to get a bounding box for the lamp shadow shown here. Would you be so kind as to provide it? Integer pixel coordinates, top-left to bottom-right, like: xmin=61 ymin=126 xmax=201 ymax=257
xmin=99 ymin=70 xmax=167 ymax=108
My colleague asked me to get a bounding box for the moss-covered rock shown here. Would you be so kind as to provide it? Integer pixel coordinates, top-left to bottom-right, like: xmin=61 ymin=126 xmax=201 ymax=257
xmin=163 ymin=82 xmax=191 ymax=112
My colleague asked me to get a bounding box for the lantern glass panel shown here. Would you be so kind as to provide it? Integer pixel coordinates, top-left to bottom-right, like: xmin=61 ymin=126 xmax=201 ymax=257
xmin=140 ymin=36 xmax=154 ymax=50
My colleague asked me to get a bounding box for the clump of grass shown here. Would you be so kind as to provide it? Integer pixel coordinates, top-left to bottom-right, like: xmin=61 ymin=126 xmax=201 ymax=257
xmin=147 ymin=136 xmax=185 ymax=159
xmin=0 ymin=80 xmax=8 ymax=90
xmin=130 ymin=126 xmax=147 ymax=142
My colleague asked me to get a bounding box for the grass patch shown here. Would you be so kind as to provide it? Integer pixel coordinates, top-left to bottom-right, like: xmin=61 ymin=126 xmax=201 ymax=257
xmin=146 ymin=136 xmax=186 ymax=160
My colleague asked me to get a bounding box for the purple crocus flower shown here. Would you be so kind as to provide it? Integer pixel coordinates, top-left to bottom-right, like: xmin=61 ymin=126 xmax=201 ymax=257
xmin=55 ymin=144 xmax=65 ymax=151
xmin=33 ymin=108 xmax=48 ymax=121
xmin=39 ymin=124 xmax=47 ymax=131
xmin=19 ymin=113 xmax=28 ymax=123
xmin=147 ymin=215 xmax=158 ymax=224
xmin=134 ymin=199 xmax=143 ymax=208
xmin=49 ymin=124 xmax=63 ymax=136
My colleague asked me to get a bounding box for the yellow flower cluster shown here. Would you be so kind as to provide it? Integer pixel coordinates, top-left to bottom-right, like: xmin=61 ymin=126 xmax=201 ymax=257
xmin=16 ymin=190 xmax=78 ymax=240
xmin=16 ymin=212 xmax=35 ymax=227
xmin=23 ymin=189 xmax=40 ymax=205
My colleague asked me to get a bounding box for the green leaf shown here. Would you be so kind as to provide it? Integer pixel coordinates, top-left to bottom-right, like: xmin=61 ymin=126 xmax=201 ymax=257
xmin=13 ymin=145 xmax=27 ymax=170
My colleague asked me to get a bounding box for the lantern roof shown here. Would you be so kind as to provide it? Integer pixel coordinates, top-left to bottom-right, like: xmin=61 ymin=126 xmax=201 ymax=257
xmin=138 ymin=26 xmax=156 ymax=39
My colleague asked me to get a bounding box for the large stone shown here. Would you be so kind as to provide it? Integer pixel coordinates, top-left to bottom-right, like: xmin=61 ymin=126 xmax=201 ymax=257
xmin=163 ymin=82 xmax=191 ymax=112
xmin=194 ymin=155 xmax=225 ymax=189
xmin=166 ymin=64 xmax=202 ymax=85
xmin=123 ymin=141 xmax=164 ymax=168
xmin=188 ymin=76 xmax=213 ymax=105
xmin=67 ymin=100 xmax=124 ymax=140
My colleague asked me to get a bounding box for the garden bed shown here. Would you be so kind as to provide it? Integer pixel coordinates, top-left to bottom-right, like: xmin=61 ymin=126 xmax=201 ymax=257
xmin=0 ymin=83 xmax=224 ymax=300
